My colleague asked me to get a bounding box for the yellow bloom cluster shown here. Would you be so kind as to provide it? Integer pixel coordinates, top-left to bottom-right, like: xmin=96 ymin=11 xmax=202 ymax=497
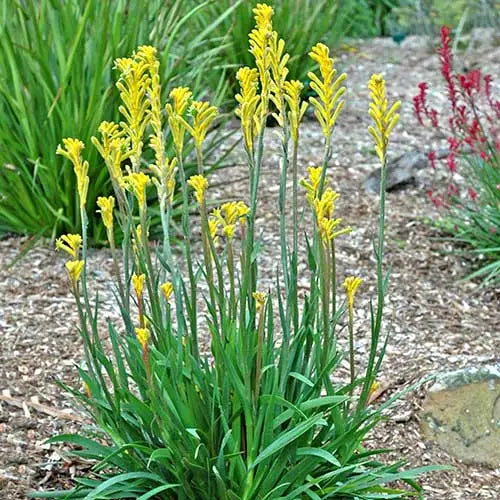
xmin=160 ymin=282 xmax=173 ymax=301
xmin=308 ymin=43 xmax=347 ymax=140
xmin=253 ymin=291 xmax=267 ymax=312
xmin=368 ymin=73 xmax=401 ymax=163
xmin=91 ymin=122 xmax=131 ymax=190
xmin=135 ymin=327 xmax=150 ymax=350
xmin=56 ymin=138 xmax=89 ymax=207
xmin=56 ymin=234 xmax=84 ymax=283
xmin=56 ymin=233 xmax=82 ymax=258
xmin=165 ymin=87 xmax=192 ymax=155
xmin=187 ymin=175 xmax=208 ymax=205
xmin=344 ymin=276 xmax=363 ymax=310
xmin=114 ymin=49 xmax=152 ymax=165
xmin=248 ymin=4 xmax=274 ymax=125
xmin=235 ymin=67 xmax=260 ymax=151
xmin=96 ymin=196 xmax=115 ymax=232
xmin=125 ymin=172 xmax=151 ymax=210
xmin=65 ymin=260 xmax=84 ymax=282
xmin=211 ymin=201 xmax=250 ymax=241
xmin=132 ymin=273 xmax=145 ymax=298
xmin=283 ymin=80 xmax=308 ymax=142
xmin=300 ymin=167 xmax=323 ymax=205
xmin=313 ymin=188 xmax=351 ymax=244
xmin=180 ymin=101 xmax=218 ymax=148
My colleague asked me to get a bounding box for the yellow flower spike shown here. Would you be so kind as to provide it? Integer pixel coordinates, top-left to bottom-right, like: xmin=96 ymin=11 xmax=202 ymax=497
xmin=91 ymin=121 xmax=122 ymax=159
xmin=165 ymin=87 xmax=192 ymax=155
xmin=114 ymin=53 xmax=152 ymax=165
xmin=283 ymin=80 xmax=308 ymax=142
xmin=249 ymin=4 xmax=274 ymax=124
xmin=307 ymin=43 xmax=347 ymax=140
xmin=211 ymin=201 xmax=249 ymax=240
xmin=300 ymin=167 xmax=324 ymax=205
xmin=132 ymin=273 xmax=145 ymax=298
xmin=368 ymin=73 xmax=401 ymax=164
xmin=151 ymin=158 xmax=178 ymax=205
xmin=125 ymin=172 xmax=151 ymax=210
xmin=253 ymin=3 xmax=274 ymax=29
xmin=135 ymin=327 xmax=150 ymax=350
xmin=56 ymin=138 xmax=89 ymax=207
xmin=180 ymin=101 xmax=218 ymax=147
xmin=96 ymin=196 xmax=115 ymax=231
xmin=91 ymin=124 xmax=131 ymax=190
xmin=208 ymin=218 xmax=220 ymax=246
xmin=55 ymin=234 xmax=82 ymax=258
xmin=160 ymin=282 xmax=174 ymax=301
xmin=235 ymin=201 xmax=250 ymax=225
xmin=344 ymin=276 xmax=363 ymax=310
xmin=65 ymin=260 xmax=84 ymax=282
xmin=187 ymin=175 xmax=208 ymax=205
xmin=235 ymin=67 xmax=260 ymax=151
xmin=132 ymin=224 xmax=148 ymax=256
xmin=253 ymin=291 xmax=267 ymax=312
xmin=313 ymin=187 xmax=340 ymax=221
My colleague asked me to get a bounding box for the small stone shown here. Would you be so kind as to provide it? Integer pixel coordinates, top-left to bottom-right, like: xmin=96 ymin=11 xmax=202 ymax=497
xmin=420 ymin=365 xmax=500 ymax=468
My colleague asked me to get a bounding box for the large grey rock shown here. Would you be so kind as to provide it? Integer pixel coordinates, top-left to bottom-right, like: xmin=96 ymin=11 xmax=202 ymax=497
xmin=421 ymin=365 xmax=500 ymax=468
xmin=364 ymin=149 xmax=449 ymax=193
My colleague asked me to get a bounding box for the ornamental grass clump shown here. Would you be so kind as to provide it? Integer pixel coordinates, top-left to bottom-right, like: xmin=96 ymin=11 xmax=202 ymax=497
xmin=38 ymin=4 xmax=443 ymax=498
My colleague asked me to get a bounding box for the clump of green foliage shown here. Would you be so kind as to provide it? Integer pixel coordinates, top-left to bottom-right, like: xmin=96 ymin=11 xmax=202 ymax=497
xmin=33 ymin=3 xmax=446 ymax=498
xmin=0 ymin=0 xmax=236 ymax=243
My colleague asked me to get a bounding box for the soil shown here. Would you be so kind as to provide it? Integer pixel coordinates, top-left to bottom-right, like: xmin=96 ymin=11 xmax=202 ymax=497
xmin=1 ymin=32 xmax=499 ymax=499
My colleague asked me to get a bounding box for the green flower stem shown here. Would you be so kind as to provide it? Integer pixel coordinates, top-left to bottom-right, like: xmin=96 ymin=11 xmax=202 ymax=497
xmin=348 ymin=304 xmax=355 ymax=396
xmin=357 ymin=152 xmax=387 ymax=413
xmin=176 ymin=152 xmax=199 ymax=359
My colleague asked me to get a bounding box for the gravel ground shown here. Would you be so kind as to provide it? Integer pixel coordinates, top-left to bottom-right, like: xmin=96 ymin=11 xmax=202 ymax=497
xmin=1 ymin=33 xmax=499 ymax=499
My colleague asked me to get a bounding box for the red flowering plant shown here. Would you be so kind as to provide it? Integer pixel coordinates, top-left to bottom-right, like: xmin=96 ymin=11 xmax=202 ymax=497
xmin=413 ymin=26 xmax=500 ymax=285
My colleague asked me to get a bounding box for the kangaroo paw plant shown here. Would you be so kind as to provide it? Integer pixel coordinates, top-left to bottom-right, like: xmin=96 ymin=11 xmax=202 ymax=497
xmin=36 ymin=4 xmax=443 ymax=499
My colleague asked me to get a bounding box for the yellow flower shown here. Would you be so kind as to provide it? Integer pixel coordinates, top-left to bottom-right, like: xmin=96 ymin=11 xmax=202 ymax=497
xmin=344 ymin=276 xmax=363 ymax=310
xmin=65 ymin=260 xmax=84 ymax=282
xmin=179 ymin=101 xmax=218 ymax=147
xmin=283 ymin=80 xmax=308 ymax=142
xmin=114 ymin=53 xmax=151 ymax=165
xmin=187 ymin=175 xmax=208 ymax=205
xmin=96 ymin=196 xmax=115 ymax=231
xmin=125 ymin=172 xmax=150 ymax=210
xmin=160 ymin=282 xmax=174 ymax=301
xmin=313 ymin=188 xmax=339 ymax=221
xmin=132 ymin=224 xmax=148 ymax=256
xmin=151 ymin=156 xmax=177 ymax=204
xmin=249 ymin=4 xmax=273 ymax=124
xmin=169 ymin=86 xmax=192 ymax=115
xmin=132 ymin=273 xmax=145 ymax=298
xmin=135 ymin=327 xmax=150 ymax=350
xmin=308 ymin=43 xmax=347 ymax=140
xmin=91 ymin=123 xmax=131 ymax=189
xmin=165 ymin=87 xmax=192 ymax=155
xmin=300 ymin=167 xmax=324 ymax=205
xmin=253 ymin=291 xmax=267 ymax=312
xmin=211 ymin=201 xmax=249 ymax=241
xmin=56 ymin=138 xmax=89 ymax=207
xmin=235 ymin=67 xmax=260 ymax=151
xmin=235 ymin=201 xmax=250 ymax=225
xmin=317 ymin=217 xmax=351 ymax=244
xmin=208 ymin=218 xmax=220 ymax=247
xmin=368 ymin=73 xmax=401 ymax=163
xmin=55 ymin=233 xmax=82 ymax=258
